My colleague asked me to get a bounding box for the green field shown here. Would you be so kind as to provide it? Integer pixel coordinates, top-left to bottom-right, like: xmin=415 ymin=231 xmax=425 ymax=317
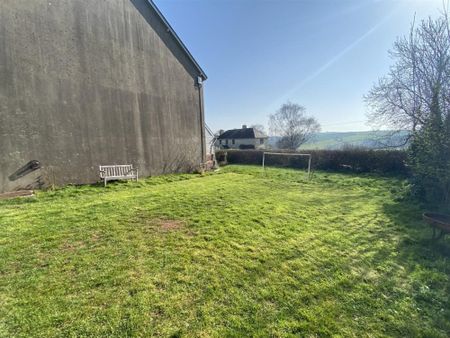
xmin=294 ymin=131 xmax=409 ymax=150
xmin=301 ymin=131 xmax=379 ymax=150
xmin=1 ymin=166 xmax=449 ymax=337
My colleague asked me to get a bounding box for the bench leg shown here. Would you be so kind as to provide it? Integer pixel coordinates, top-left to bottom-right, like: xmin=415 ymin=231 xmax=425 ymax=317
xmin=104 ymin=178 xmax=107 ymax=187
xmin=436 ymin=230 xmax=446 ymax=241
xmin=432 ymin=227 xmax=447 ymax=241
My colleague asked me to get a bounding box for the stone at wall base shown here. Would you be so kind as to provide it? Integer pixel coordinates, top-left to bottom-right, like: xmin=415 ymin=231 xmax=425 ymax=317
xmin=0 ymin=190 xmax=34 ymax=200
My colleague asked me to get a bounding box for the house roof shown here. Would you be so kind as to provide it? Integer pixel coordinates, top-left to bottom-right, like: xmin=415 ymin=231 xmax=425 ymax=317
xmin=147 ymin=0 xmax=207 ymax=80
xmin=218 ymin=127 xmax=268 ymax=140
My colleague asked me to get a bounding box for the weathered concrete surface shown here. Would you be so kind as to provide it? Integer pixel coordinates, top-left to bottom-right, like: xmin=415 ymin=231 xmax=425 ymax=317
xmin=0 ymin=0 xmax=206 ymax=192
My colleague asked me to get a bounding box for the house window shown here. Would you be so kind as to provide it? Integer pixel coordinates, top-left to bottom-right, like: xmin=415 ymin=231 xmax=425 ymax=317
xmin=226 ymin=139 xmax=229 ymax=145
xmin=260 ymin=139 xmax=264 ymax=144
xmin=232 ymin=139 xmax=235 ymax=145
xmin=219 ymin=140 xmax=222 ymax=145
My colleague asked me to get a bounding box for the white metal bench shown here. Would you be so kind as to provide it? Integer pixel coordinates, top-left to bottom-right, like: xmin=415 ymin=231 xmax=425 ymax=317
xmin=99 ymin=165 xmax=138 ymax=187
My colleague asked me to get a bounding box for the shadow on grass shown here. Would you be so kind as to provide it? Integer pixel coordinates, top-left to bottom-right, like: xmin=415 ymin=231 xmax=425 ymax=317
xmin=380 ymin=198 xmax=450 ymax=334
xmin=383 ymin=198 xmax=450 ymax=256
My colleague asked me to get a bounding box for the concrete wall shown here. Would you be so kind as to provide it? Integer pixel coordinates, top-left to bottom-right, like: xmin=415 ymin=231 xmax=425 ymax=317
xmin=0 ymin=0 xmax=205 ymax=192
xmin=217 ymin=138 xmax=267 ymax=150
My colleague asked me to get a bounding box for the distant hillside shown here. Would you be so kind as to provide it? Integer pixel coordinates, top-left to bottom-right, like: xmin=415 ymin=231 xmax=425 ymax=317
xmin=268 ymin=131 xmax=409 ymax=150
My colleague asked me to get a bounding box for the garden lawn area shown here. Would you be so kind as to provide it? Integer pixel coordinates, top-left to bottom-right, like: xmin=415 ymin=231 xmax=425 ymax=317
xmin=1 ymin=165 xmax=449 ymax=337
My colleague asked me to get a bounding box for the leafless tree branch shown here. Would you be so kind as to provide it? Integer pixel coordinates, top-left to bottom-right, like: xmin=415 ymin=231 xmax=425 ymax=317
xmin=269 ymin=102 xmax=321 ymax=150
xmin=365 ymin=10 xmax=450 ymax=138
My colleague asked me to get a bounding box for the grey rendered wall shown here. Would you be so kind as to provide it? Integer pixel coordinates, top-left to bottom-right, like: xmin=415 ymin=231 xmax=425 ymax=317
xmin=0 ymin=0 xmax=205 ymax=192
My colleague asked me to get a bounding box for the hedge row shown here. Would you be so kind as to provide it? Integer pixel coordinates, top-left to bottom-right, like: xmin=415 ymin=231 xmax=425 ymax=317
xmin=216 ymin=149 xmax=409 ymax=175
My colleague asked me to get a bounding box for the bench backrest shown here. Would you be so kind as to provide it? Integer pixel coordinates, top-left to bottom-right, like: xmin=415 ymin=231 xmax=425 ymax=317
xmin=100 ymin=165 xmax=134 ymax=178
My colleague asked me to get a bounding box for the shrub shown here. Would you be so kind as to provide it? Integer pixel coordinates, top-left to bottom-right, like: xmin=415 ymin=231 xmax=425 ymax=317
xmin=239 ymin=144 xmax=255 ymax=150
xmin=216 ymin=149 xmax=408 ymax=175
xmin=215 ymin=151 xmax=228 ymax=166
xmin=408 ymin=113 xmax=450 ymax=207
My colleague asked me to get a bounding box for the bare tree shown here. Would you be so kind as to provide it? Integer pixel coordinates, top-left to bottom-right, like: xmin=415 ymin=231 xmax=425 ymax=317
xmin=365 ymin=12 xmax=450 ymax=135
xmin=366 ymin=8 xmax=450 ymax=205
xmin=269 ymin=102 xmax=321 ymax=150
xmin=250 ymin=124 xmax=266 ymax=135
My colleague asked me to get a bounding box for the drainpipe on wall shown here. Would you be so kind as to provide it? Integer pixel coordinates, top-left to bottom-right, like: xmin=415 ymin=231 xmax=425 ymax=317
xmin=197 ymin=76 xmax=206 ymax=165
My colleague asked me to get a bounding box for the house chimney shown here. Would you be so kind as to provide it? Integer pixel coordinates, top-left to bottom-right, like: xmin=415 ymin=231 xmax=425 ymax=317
xmin=242 ymin=125 xmax=247 ymax=129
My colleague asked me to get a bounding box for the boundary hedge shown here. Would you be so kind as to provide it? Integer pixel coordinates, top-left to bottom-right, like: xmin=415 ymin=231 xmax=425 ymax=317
xmin=216 ymin=149 xmax=408 ymax=175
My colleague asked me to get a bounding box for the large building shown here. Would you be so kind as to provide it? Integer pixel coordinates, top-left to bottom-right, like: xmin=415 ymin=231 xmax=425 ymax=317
xmin=216 ymin=125 xmax=268 ymax=150
xmin=0 ymin=0 xmax=207 ymax=193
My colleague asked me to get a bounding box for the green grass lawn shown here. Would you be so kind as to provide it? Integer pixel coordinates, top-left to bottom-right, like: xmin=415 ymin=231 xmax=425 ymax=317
xmin=1 ymin=165 xmax=449 ymax=337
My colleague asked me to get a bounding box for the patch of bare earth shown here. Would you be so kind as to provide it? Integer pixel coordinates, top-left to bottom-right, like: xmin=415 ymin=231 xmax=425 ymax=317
xmin=155 ymin=219 xmax=186 ymax=232
xmin=59 ymin=240 xmax=86 ymax=252
xmin=130 ymin=214 xmax=194 ymax=236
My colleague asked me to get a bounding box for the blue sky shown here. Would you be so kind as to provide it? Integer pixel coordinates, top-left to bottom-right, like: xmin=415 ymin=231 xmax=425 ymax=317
xmin=154 ymin=0 xmax=443 ymax=132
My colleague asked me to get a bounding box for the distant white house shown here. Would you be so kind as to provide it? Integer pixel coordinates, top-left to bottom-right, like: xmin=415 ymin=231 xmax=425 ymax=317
xmin=216 ymin=125 xmax=268 ymax=150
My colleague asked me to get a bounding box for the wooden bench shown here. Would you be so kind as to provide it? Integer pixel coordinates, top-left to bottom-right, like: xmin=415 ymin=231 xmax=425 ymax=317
xmin=99 ymin=165 xmax=138 ymax=187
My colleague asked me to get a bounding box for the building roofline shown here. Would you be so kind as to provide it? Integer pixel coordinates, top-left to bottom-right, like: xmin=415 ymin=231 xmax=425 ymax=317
xmin=217 ymin=127 xmax=269 ymax=140
xmin=146 ymin=0 xmax=207 ymax=80
xmin=218 ymin=136 xmax=270 ymax=140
